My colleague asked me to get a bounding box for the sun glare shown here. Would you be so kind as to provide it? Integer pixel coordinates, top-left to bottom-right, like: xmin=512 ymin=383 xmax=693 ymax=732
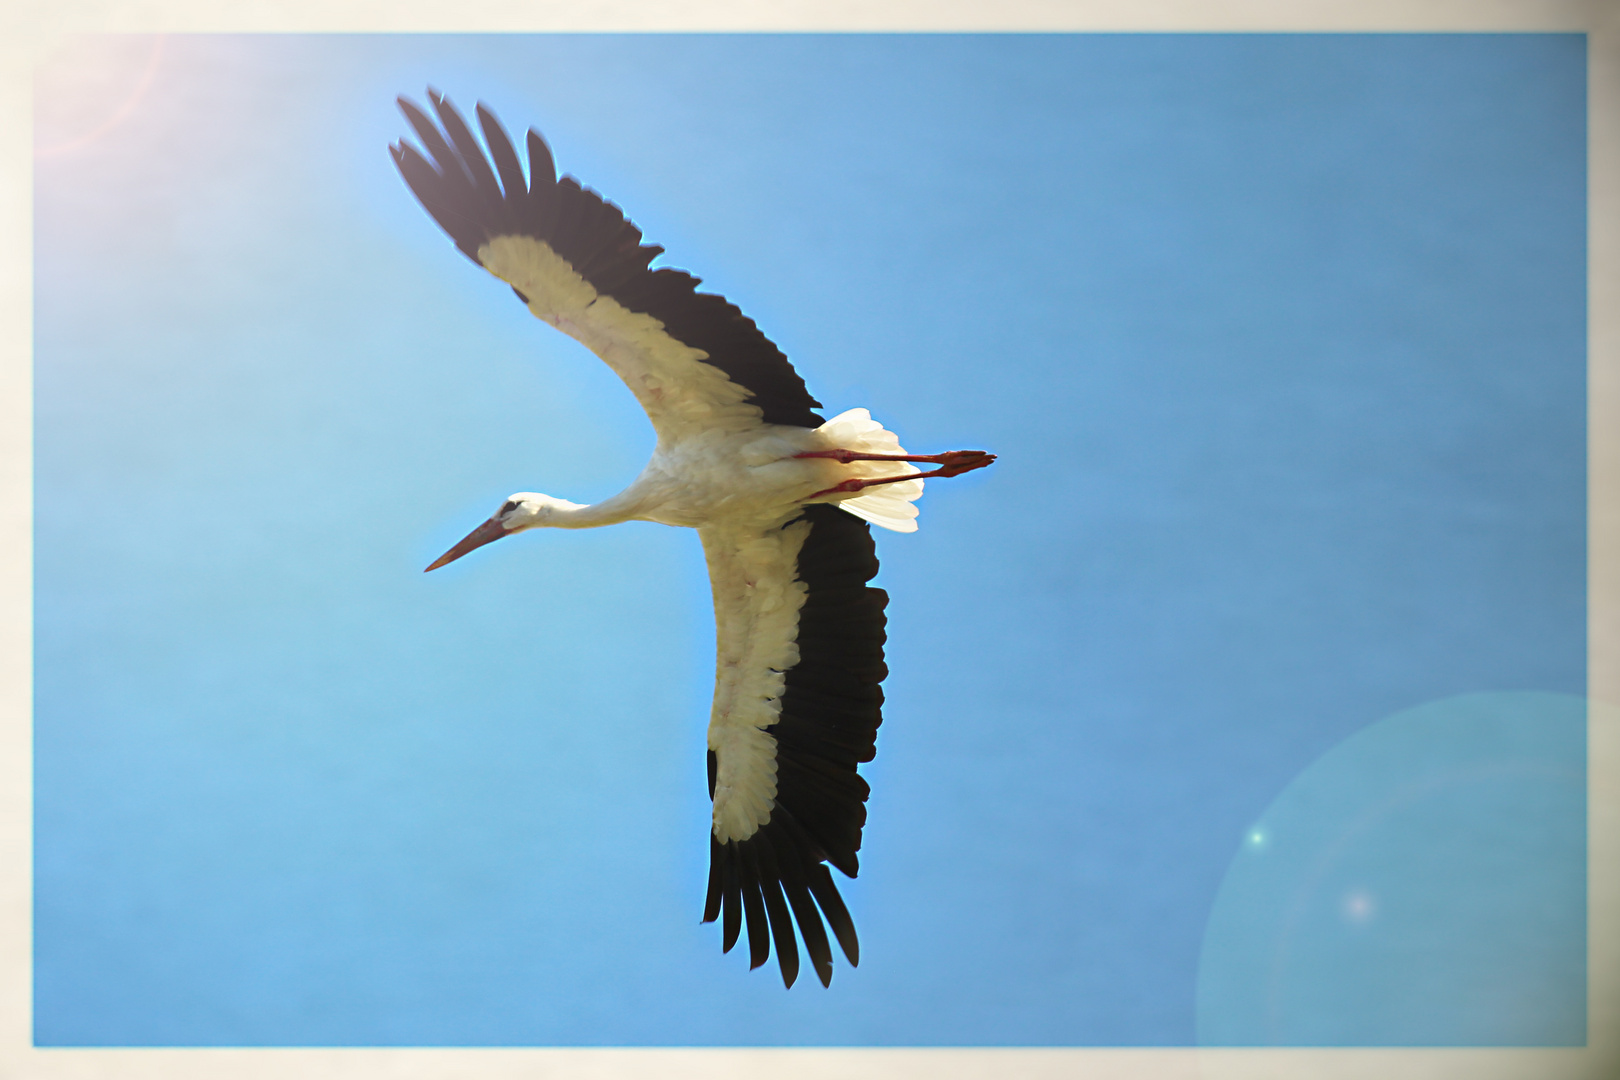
xmin=35 ymin=35 xmax=165 ymax=158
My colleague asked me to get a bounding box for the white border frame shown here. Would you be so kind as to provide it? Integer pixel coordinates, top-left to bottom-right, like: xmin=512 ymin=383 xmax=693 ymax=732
xmin=3 ymin=3 xmax=1612 ymax=1077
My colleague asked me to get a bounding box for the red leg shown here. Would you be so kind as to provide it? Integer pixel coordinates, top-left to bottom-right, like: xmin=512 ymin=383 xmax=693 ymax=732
xmin=806 ymin=451 xmax=995 ymax=499
xmin=796 ymin=448 xmax=995 ymax=468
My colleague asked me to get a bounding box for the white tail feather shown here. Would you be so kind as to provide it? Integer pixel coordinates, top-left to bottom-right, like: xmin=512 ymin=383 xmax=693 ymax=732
xmin=816 ymin=408 xmax=924 ymax=533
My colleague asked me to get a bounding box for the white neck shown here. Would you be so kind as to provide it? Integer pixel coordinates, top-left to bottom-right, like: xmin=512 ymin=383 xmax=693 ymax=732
xmin=543 ymin=490 xmax=645 ymax=529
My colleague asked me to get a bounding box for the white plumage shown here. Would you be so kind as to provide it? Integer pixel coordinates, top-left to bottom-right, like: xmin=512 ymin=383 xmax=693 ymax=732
xmin=395 ymin=91 xmax=994 ymax=988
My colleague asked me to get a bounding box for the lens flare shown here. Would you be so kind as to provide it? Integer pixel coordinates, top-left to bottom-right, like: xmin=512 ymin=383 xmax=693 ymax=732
xmin=35 ymin=35 xmax=165 ymax=159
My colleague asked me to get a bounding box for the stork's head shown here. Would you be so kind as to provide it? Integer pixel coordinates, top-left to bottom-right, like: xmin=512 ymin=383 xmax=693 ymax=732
xmin=424 ymin=492 xmax=584 ymax=571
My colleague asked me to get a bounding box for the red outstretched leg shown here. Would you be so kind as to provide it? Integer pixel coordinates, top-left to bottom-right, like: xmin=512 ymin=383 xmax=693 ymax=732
xmin=802 ymin=449 xmax=995 ymax=499
xmin=795 ymin=448 xmax=995 ymax=469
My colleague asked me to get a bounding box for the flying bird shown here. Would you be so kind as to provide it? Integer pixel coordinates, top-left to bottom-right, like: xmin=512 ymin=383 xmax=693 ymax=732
xmin=392 ymin=91 xmax=994 ymax=988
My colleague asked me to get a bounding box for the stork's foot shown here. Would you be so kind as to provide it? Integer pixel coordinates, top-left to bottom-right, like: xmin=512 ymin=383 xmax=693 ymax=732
xmin=803 ymin=449 xmax=996 ymax=499
xmin=927 ymin=450 xmax=997 ymax=477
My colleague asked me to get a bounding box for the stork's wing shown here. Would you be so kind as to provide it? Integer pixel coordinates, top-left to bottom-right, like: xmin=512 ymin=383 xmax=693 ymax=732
xmin=391 ymin=92 xmax=824 ymax=438
xmin=699 ymin=504 xmax=887 ymax=988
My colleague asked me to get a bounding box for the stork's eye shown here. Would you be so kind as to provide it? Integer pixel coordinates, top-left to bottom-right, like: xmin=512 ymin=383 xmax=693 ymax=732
xmin=499 ymin=500 xmax=519 ymax=516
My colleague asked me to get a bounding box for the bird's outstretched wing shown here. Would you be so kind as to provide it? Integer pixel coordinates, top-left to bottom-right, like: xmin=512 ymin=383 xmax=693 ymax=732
xmin=698 ymin=503 xmax=886 ymax=987
xmin=391 ymin=92 xmax=824 ymax=438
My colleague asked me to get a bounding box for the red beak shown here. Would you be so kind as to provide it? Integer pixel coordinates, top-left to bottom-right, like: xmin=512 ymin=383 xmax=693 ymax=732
xmin=425 ymin=517 xmax=510 ymax=571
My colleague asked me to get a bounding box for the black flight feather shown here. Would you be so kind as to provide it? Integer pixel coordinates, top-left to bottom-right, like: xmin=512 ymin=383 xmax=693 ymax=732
xmin=476 ymin=103 xmax=528 ymax=203
xmin=738 ymin=849 xmax=770 ymax=970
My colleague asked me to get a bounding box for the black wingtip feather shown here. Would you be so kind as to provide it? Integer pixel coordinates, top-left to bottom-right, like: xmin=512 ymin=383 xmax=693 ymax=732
xmin=752 ymin=835 xmax=801 ymax=989
xmin=526 ymin=127 xmax=557 ymax=185
xmin=808 ymin=863 xmax=860 ymax=967
xmin=702 ymin=834 xmax=724 ymax=926
xmin=738 ymin=848 xmax=770 ymax=971
xmin=721 ymin=852 xmax=742 ymax=953
xmin=477 ymin=102 xmax=527 ymax=202
xmin=397 ymin=96 xmax=462 ymax=182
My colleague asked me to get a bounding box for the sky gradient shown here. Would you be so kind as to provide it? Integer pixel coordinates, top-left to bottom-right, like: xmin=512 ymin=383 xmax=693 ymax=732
xmin=32 ymin=33 xmax=1587 ymax=1045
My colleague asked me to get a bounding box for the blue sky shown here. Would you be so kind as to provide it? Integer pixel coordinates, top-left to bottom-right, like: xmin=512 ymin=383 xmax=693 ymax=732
xmin=32 ymin=34 xmax=1586 ymax=1045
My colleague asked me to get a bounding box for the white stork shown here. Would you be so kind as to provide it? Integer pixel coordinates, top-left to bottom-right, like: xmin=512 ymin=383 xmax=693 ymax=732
xmin=392 ymin=91 xmax=994 ymax=988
